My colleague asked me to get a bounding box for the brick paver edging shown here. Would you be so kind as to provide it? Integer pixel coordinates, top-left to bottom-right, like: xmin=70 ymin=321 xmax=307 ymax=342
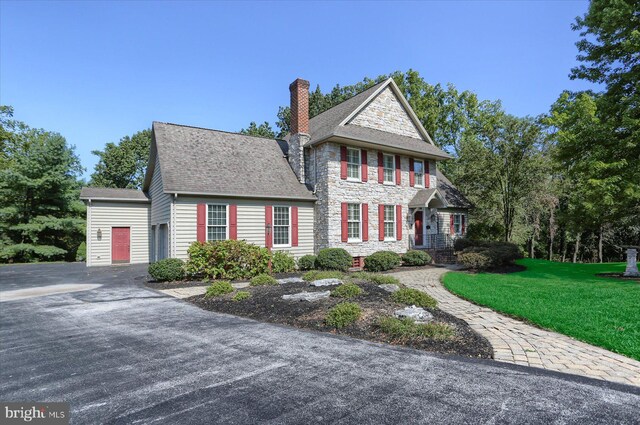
xmin=391 ymin=268 xmax=640 ymax=387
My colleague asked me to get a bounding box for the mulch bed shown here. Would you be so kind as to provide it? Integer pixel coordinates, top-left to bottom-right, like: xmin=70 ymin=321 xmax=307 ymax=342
xmin=596 ymin=272 xmax=640 ymax=282
xmin=187 ymin=280 xmax=492 ymax=359
xmin=144 ymin=272 xmax=305 ymax=290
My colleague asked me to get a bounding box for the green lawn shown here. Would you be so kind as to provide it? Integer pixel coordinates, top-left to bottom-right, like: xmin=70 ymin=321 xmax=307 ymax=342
xmin=443 ymin=259 xmax=640 ymax=361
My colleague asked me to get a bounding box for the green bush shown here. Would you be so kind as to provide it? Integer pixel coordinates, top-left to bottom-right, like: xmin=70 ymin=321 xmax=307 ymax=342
xmin=391 ymin=288 xmax=437 ymax=308
xmin=453 ymin=238 xmax=478 ymax=252
xmin=457 ymin=250 xmax=493 ymax=270
xmin=325 ymin=302 xmax=362 ymax=328
xmin=184 ymin=240 xmax=271 ymax=280
xmin=232 ymin=291 xmax=251 ymax=302
xmin=316 ymin=248 xmax=352 ymax=272
xmin=272 ymin=251 xmax=296 ymax=273
xmin=364 ymin=251 xmax=401 ymax=272
xmin=402 ymin=250 xmax=431 ymax=266
xmin=302 ymin=270 xmax=345 ymax=282
xmin=297 ymin=254 xmax=317 ymax=271
xmin=250 ymin=273 xmax=278 ymax=286
xmin=331 ymin=283 xmax=363 ymax=298
xmin=205 ymin=281 xmax=234 ymax=298
xmin=350 ymin=272 xmax=400 ymax=286
xmin=456 ymin=241 xmax=522 ymax=271
xmin=76 ymin=242 xmax=86 ymax=262
xmin=148 ymin=258 xmax=185 ymax=282
xmin=377 ymin=317 xmax=454 ymax=341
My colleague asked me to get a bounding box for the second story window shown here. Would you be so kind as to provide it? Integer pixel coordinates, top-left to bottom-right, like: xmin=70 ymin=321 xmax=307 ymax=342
xmin=273 ymin=206 xmax=291 ymax=246
xmin=347 ymin=203 xmax=361 ymax=241
xmin=383 ymin=154 xmax=394 ymax=183
xmin=414 ymin=160 xmax=425 ymax=187
xmin=347 ymin=148 xmax=361 ymax=180
xmin=207 ymin=204 xmax=228 ymax=241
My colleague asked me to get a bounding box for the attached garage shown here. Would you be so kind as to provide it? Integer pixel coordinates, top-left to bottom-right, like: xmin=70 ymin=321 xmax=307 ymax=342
xmin=80 ymin=188 xmax=151 ymax=267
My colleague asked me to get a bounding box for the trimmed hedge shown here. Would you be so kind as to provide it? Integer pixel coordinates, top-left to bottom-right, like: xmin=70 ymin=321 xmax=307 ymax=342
xmin=364 ymin=251 xmax=401 ymax=272
xmin=272 ymin=251 xmax=296 ymax=273
xmin=148 ymin=258 xmax=185 ymax=282
xmin=316 ymin=248 xmax=352 ymax=272
xmin=297 ymin=255 xmax=317 ymax=271
xmin=402 ymin=250 xmax=431 ymax=266
xmin=184 ymin=240 xmax=270 ymax=280
xmin=325 ymin=302 xmax=362 ymax=328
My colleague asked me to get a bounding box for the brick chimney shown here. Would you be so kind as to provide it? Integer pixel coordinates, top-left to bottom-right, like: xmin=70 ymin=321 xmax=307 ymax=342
xmin=288 ymin=78 xmax=310 ymax=183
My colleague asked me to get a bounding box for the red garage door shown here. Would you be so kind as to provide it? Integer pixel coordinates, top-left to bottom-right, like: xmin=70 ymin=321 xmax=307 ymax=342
xmin=112 ymin=227 xmax=130 ymax=264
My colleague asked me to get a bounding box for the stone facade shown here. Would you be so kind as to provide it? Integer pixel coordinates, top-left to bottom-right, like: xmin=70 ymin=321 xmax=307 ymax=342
xmin=288 ymin=133 xmax=308 ymax=183
xmin=347 ymin=87 xmax=422 ymax=139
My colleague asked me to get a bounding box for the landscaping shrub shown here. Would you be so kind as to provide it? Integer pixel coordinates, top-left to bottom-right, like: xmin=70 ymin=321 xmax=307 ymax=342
xmin=297 ymin=254 xmax=317 ymax=271
xmin=250 ymin=273 xmax=278 ymax=286
xmin=302 ymin=270 xmax=345 ymax=281
xmin=402 ymin=250 xmax=431 ymax=266
xmin=232 ymin=291 xmax=251 ymax=302
xmin=316 ymin=248 xmax=352 ymax=272
xmin=377 ymin=317 xmax=454 ymax=341
xmin=453 ymin=238 xmax=479 ymax=252
xmin=351 ymin=272 xmax=400 ymax=286
xmin=205 ymin=281 xmax=234 ymax=298
xmin=456 ymin=241 xmax=522 ymax=271
xmin=391 ymin=288 xmax=437 ymax=308
xmin=325 ymin=302 xmax=362 ymax=328
xmin=148 ymin=258 xmax=185 ymax=282
xmin=76 ymin=242 xmax=86 ymax=262
xmin=272 ymin=251 xmax=296 ymax=273
xmin=331 ymin=283 xmax=363 ymax=298
xmin=184 ymin=240 xmax=270 ymax=280
xmin=364 ymin=250 xmax=401 ymax=272
xmin=457 ymin=250 xmax=493 ymax=270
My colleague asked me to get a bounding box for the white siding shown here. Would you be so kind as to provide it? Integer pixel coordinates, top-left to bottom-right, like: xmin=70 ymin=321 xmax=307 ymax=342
xmin=150 ymin=155 xmax=171 ymax=225
xmin=86 ymin=201 xmax=150 ymax=266
xmin=174 ymin=197 xmax=315 ymax=261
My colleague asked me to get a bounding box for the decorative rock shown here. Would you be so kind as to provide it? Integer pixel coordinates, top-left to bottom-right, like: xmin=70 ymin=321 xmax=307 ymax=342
xmin=278 ymin=277 xmax=305 ymax=285
xmin=379 ymin=284 xmax=400 ymax=293
xmin=310 ymin=278 xmax=342 ymax=287
xmin=394 ymin=305 xmax=433 ymax=323
xmin=282 ymin=291 xmax=331 ymax=302
xmin=623 ymin=248 xmax=640 ymax=277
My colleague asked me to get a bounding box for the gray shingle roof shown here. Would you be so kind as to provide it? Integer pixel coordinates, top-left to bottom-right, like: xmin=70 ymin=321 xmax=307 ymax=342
xmin=152 ymin=122 xmax=316 ymax=201
xmin=80 ymin=187 xmax=150 ymax=202
xmin=304 ymin=79 xmax=451 ymax=159
xmin=408 ymin=188 xmax=438 ymax=208
xmin=407 ymin=171 xmax=471 ymax=209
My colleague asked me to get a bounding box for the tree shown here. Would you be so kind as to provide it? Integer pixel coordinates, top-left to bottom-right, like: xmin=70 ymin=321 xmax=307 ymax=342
xmin=239 ymin=121 xmax=276 ymax=139
xmin=90 ymin=129 xmax=151 ymax=189
xmin=0 ymin=117 xmax=85 ymax=263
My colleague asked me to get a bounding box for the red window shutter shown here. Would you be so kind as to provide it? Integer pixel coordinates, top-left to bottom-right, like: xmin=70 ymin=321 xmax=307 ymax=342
xmin=396 ymin=205 xmax=402 ymax=241
xmin=340 ymin=146 xmax=347 ymax=180
xmin=461 ymin=214 xmax=466 ymax=235
xmin=450 ymin=214 xmax=455 ymax=235
xmin=197 ymin=203 xmax=206 ymax=242
xmin=377 ymin=152 xmax=384 ymax=183
xmin=265 ymin=206 xmax=273 ymax=248
xmin=341 ymin=203 xmax=348 ymax=242
xmin=229 ymin=204 xmax=238 ymax=240
xmin=361 ymin=150 xmax=368 ymax=182
xmin=425 ymin=161 xmax=430 ymax=188
xmin=395 ymin=155 xmax=401 ymax=185
xmin=409 ymin=158 xmax=415 ymax=187
xmin=378 ymin=204 xmax=385 ymax=241
xmin=362 ymin=203 xmax=369 ymax=241
xmin=291 ymin=206 xmax=299 ymax=247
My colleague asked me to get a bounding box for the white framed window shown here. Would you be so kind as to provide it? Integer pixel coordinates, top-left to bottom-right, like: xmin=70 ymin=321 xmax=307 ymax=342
xmin=383 ymin=154 xmax=395 ymax=184
xmin=383 ymin=205 xmax=396 ymax=240
xmin=273 ymin=206 xmax=291 ymax=246
xmin=207 ymin=204 xmax=228 ymax=241
xmin=414 ymin=160 xmax=425 ymax=187
xmin=346 ymin=148 xmax=361 ymax=181
xmin=453 ymin=214 xmax=463 ymax=235
xmin=347 ymin=203 xmax=361 ymax=242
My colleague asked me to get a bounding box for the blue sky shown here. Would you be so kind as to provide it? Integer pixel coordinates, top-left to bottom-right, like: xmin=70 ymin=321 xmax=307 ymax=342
xmin=1 ymin=0 xmax=593 ymax=180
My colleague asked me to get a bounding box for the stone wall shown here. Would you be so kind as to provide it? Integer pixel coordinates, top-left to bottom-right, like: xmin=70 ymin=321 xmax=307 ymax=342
xmin=347 ymin=87 xmax=423 ymax=140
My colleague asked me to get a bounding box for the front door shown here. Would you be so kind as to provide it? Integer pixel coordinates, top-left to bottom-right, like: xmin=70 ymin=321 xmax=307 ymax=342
xmin=112 ymin=227 xmax=130 ymax=264
xmin=414 ymin=211 xmax=423 ymax=247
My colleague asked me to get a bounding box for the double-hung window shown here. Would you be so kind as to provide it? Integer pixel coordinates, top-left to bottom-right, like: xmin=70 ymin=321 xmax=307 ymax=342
xmin=207 ymin=204 xmax=228 ymax=241
xmin=414 ymin=160 xmax=425 ymax=187
xmin=346 ymin=148 xmax=361 ymax=181
xmin=453 ymin=214 xmax=462 ymax=235
xmin=383 ymin=154 xmax=395 ymax=184
xmin=347 ymin=203 xmax=361 ymax=241
xmin=273 ymin=206 xmax=291 ymax=246
xmin=383 ymin=205 xmax=396 ymax=240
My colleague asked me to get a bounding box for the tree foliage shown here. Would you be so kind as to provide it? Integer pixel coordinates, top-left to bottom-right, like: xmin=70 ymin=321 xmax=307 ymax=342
xmin=239 ymin=121 xmax=276 ymax=139
xmin=90 ymin=129 xmax=151 ymax=189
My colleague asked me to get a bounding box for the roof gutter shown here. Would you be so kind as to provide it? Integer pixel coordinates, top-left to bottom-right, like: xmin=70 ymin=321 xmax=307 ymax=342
xmin=164 ymin=190 xmax=317 ymax=202
xmin=310 ymin=135 xmax=452 ymax=160
xmin=79 ymin=197 xmax=150 ymax=203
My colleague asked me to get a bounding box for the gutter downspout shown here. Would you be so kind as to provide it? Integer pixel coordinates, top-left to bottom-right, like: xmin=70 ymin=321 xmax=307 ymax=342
xmin=172 ymin=193 xmax=178 ymax=258
xmin=86 ymin=199 xmax=92 ymax=267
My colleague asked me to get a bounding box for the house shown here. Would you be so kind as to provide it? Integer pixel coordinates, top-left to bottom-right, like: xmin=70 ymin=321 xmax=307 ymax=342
xmin=80 ymin=78 xmax=470 ymax=267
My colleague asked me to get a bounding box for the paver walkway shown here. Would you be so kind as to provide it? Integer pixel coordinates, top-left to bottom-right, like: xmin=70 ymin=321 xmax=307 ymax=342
xmin=392 ymin=268 xmax=640 ymax=387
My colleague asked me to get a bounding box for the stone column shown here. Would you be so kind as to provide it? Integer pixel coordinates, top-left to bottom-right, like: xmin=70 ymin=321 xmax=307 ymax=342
xmin=623 ymin=248 xmax=639 ymax=277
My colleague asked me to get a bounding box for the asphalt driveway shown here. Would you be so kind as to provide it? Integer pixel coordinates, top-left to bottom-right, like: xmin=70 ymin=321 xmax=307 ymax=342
xmin=1 ymin=263 xmax=638 ymax=424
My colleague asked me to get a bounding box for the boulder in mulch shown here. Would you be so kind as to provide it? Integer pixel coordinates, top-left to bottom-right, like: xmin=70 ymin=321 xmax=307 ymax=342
xmin=278 ymin=277 xmax=305 ymax=284
xmin=394 ymin=305 xmax=433 ymax=323
xmin=310 ymin=278 xmax=342 ymax=287
xmin=282 ymin=291 xmax=331 ymax=302
xmin=379 ymin=284 xmax=400 ymax=293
